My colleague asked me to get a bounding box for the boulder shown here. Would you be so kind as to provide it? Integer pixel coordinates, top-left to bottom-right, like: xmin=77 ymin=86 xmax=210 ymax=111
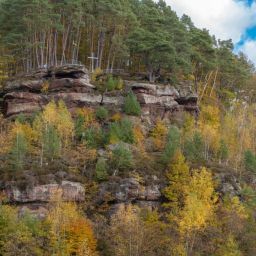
xmin=215 ymin=173 xmax=242 ymax=197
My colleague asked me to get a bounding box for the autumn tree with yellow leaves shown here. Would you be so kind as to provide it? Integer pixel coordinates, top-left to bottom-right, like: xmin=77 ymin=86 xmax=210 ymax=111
xmin=46 ymin=199 xmax=98 ymax=256
xmin=33 ymin=101 xmax=74 ymax=165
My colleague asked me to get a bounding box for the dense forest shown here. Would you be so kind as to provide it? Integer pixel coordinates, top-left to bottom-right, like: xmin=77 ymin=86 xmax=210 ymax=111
xmin=1 ymin=0 xmax=256 ymax=256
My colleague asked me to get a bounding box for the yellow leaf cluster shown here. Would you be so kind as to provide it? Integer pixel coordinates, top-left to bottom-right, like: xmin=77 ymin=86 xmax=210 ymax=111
xmin=110 ymin=112 xmax=122 ymax=122
xmin=34 ymin=100 xmax=74 ymax=148
xmin=46 ymin=201 xmax=98 ymax=256
xmin=41 ymin=80 xmax=49 ymax=93
xmin=133 ymin=125 xmax=144 ymax=144
xmin=151 ymin=119 xmax=168 ymax=150
xmin=10 ymin=121 xmax=37 ymax=151
xmin=91 ymin=67 xmax=103 ymax=82
xmin=179 ymin=168 xmax=217 ymax=234
xmin=76 ymin=107 xmax=96 ymax=128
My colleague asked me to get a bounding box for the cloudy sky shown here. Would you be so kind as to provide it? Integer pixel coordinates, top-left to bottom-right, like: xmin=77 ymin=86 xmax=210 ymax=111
xmin=165 ymin=0 xmax=256 ymax=64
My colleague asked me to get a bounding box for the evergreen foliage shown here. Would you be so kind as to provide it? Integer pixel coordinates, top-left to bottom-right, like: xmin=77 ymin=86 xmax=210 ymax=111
xmin=244 ymin=150 xmax=256 ymax=173
xmin=96 ymin=107 xmax=109 ymax=122
xmin=217 ymin=139 xmax=229 ymax=163
xmin=124 ymin=92 xmax=141 ymax=116
xmin=109 ymin=118 xmax=134 ymax=144
xmin=84 ymin=126 xmax=106 ymax=149
xmin=95 ymin=157 xmax=108 ymax=181
xmin=184 ymin=131 xmax=204 ymax=163
xmin=43 ymin=125 xmax=61 ymax=160
xmin=9 ymin=131 xmax=27 ymax=170
xmin=162 ymin=126 xmax=181 ymax=164
xmin=111 ymin=143 xmax=133 ymax=172
xmin=106 ymin=76 xmax=116 ymax=91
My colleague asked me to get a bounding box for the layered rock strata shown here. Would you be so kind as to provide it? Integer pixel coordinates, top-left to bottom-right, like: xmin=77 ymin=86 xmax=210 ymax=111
xmin=1 ymin=65 xmax=198 ymax=119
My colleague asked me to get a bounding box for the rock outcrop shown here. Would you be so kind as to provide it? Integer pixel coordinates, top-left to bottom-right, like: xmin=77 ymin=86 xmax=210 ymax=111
xmin=4 ymin=181 xmax=85 ymax=203
xmin=97 ymin=177 xmax=162 ymax=204
xmin=1 ymin=65 xmax=198 ymax=119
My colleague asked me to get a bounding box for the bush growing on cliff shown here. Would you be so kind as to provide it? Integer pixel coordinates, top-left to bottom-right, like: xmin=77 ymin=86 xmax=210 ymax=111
xmin=151 ymin=119 xmax=168 ymax=151
xmin=184 ymin=131 xmax=204 ymax=163
xmin=116 ymin=77 xmax=124 ymax=90
xmin=106 ymin=75 xmax=116 ymax=91
xmin=162 ymin=126 xmax=181 ymax=164
xmin=84 ymin=126 xmax=106 ymax=149
xmin=43 ymin=125 xmax=61 ymax=160
xmin=111 ymin=143 xmax=133 ymax=173
xmin=244 ymin=150 xmax=256 ymax=173
xmin=124 ymin=92 xmax=141 ymax=116
xmin=75 ymin=113 xmax=85 ymax=140
xmin=96 ymin=157 xmax=108 ymax=181
xmin=96 ymin=107 xmax=109 ymax=122
xmin=217 ymin=139 xmax=229 ymax=164
xmin=9 ymin=131 xmax=28 ymax=170
xmin=109 ymin=118 xmax=134 ymax=144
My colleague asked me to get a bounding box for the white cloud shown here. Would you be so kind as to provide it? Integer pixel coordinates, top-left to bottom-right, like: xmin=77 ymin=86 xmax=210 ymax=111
xmin=166 ymin=0 xmax=256 ymax=43
xmin=239 ymin=40 xmax=256 ymax=64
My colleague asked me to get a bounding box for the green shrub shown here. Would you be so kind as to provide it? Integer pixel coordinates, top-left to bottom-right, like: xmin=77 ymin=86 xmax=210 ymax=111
xmin=244 ymin=150 xmax=256 ymax=173
xmin=84 ymin=126 xmax=107 ymax=148
xmin=9 ymin=132 xmax=28 ymax=170
xmin=162 ymin=126 xmax=181 ymax=164
xmin=106 ymin=76 xmax=116 ymax=91
xmin=15 ymin=114 xmax=26 ymax=124
xmin=124 ymin=92 xmax=141 ymax=116
xmin=184 ymin=131 xmax=204 ymax=163
xmin=111 ymin=143 xmax=133 ymax=172
xmin=74 ymin=114 xmax=85 ymax=140
xmin=96 ymin=158 xmax=108 ymax=181
xmin=217 ymin=139 xmax=229 ymax=163
xmin=109 ymin=118 xmax=134 ymax=144
xmin=43 ymin=125 xmax=61 ymax=160
xmin=96 ymin=107 xmax=109 ymax=122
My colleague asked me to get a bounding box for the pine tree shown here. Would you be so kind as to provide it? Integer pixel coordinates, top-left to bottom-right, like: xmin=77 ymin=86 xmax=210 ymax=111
xmin=9 ymin=129 xmax=27 ymax=170
xmin=124 ymin=92 xmax=141 ymax=116
xmin=162 ymin=126 xmax=181 ymax=164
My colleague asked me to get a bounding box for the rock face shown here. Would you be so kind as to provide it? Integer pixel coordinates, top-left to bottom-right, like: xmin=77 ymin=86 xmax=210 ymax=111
xmin=4 ymin=181 xmax=85 ymax=203
xmin=97 ymin=178 xmax=162 ymax=204
xmin=216 ymin=173 xmax=242 ymax=197
xmin=1 ymin=65 xmax=198 ymax=119
xmin=129 ymin=81 xmax=198 ymax=122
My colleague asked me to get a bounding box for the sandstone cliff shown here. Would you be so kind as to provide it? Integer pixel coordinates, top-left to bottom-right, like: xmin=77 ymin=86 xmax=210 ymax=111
xmin=0 ymin=65 xmax=243 ymax=218
xmin=1 ymin=65 xmax=198 ymax=120
xmin=0 ymin=65 xmax=202 ymax=215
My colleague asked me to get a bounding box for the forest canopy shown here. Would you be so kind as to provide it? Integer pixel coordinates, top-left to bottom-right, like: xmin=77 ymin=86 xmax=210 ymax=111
xmin=0 ymin=0 xmax=254 ymax=88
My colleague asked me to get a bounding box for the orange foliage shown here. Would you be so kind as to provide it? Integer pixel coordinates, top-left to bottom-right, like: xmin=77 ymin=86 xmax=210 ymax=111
xmin=151 ymin=119 xmax=168 ymax=150
xmin=133 ymin=125 xmax=144 ymax=145
xmin=76 ymin=107 xmax=96 ymax=127
xmin=47 ymin=201 xmax=98 ymax=256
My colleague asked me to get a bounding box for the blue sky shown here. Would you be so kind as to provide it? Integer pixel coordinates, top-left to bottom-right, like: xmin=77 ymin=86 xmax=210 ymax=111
xmin=166 ymin=0 xmax=256 ymax=64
